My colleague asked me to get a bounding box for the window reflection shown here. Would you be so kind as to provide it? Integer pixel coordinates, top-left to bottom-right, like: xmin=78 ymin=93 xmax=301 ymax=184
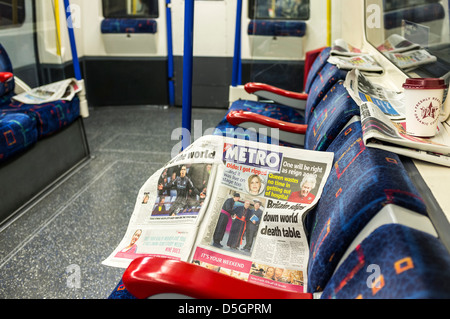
xmin=249 ymin=0 xmax=310 ymax=20
xmin=0 ymin=0 xmax=26 ymax=28
xmin=366 ymin=0 xmax=449 ymax=79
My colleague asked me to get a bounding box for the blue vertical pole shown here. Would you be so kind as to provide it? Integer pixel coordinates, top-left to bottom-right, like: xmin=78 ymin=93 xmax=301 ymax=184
xmin=182 ymin=0 xmax=195 ymax=150
xmin=63 ymin=0 xmax=82 ymax=81
xmin=166 ymin=0 xmax=175 ymax=106
xmin=231 ymin=0 xmax=243 ymax=87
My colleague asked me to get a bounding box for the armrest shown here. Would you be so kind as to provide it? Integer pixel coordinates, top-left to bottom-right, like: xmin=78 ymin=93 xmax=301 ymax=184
xmin=0 ymin=72 xmax=13 ymax=83
xmin=226 ymin=110 xmax=307 ymax=146
xmin=244 ymin=82 xmax=308 ymax=110
xmin=123 ymin=256 xmax=313 ymax=299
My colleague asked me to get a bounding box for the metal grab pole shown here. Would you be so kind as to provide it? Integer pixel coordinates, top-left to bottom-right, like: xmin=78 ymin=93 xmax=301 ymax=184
xmin=182 ymin=0 xmax=195 ymax=150
xmin=63 ymin=0 xmax=89 ymax=117
xmin=166 ymin=0 xmax=175 ymax=107
xmin=63 ymin=0 xmax=81 ymax=80
xmin=231 ymin=0 xmax=243 ymax=87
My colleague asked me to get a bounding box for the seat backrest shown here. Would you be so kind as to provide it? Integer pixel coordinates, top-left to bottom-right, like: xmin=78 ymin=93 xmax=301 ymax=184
xmin=320 ymin=223 xmax=450 ymax=299
xmin=304 ymin=47 xmax=331 ymax=93
xmin=305 ymin=118 xmax=428 ymax=293
xmin=305 ymin=63 xmax=347 ymax=123
xmin=304 ymin=80 xmax=360 ymax=151
xmin=0 ymin=43 xmax=15 ymax=98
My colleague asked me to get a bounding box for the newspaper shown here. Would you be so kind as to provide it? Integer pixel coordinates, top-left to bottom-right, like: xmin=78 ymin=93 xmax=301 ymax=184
xmin=328 ymin=39 xmax=384 ymax=73
xmin=377 ymin=34 xmax=422 ymax=53
xmin=344 ymin=70 xmax=450 ymax=167
xmin=382 ymin=49 xmax=437 ymax=70
xmin=345 ymin=69 xmax=405 ymax=120
xmin=103 ymin=135 xmax=334 ymax=293
xmin=12 ymin=78 xmax=81 ymax=104
xmin=330 ymin=38 xmax=365 ymax=57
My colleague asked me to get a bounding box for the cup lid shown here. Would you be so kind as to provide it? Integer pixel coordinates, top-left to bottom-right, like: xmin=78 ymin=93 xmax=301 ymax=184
xmin=402 ymin=78 xmax=447 ymax=90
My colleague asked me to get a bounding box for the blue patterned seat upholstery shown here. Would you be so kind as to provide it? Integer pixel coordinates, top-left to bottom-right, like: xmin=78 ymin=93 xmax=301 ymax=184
xmin=305 ymin=63 xmax=348 ymax=122
xmin=304 ymin=80 xmax=360 ymax=151
xmin=247 ymin=20 xmax=307 ymax=37
xmin=0 ymin=112 xmax=38 ymax=162
xmin=321 ymin=223 xmax=450 ymax=299
xmin=101 ymin=18 xmax=157 ymax=34
xmin=304 ymin=47 xmax=331 ymax=93
xmin=2 ymin=97 xmax=80 ymax=139
xmin=0 ymin=42 xmax=80 ymax=162
xmin=213 ymin=99 xmax=305 ymax=147
xmin=383 ymin=2 xmax=445 ymax=30
xmin=305 ymin=118 xmax=428 ymax=293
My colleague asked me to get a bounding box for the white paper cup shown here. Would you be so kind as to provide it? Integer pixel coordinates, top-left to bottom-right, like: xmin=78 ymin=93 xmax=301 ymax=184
xmin=403 ymin=78 xmax=446 ymax=137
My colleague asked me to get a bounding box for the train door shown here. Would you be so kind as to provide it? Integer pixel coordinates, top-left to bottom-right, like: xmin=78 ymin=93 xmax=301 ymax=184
xmin=35 ymin=0 xmax=170 ymax=107
xmin=240 ymin=0 xmax=329 ymax=93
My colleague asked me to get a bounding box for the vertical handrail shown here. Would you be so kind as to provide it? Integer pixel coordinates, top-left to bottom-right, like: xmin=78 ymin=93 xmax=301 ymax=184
xmin=166 ymin=0 xmax=175 ymax=106
xmin=181 ymin=0 xmax=195 ymax=150
xmin=327 ymin=0 xmax=332 ymax=46
xmin=63 ymin=0 xmax=81 ymax=81
xmin=63 ymin=0 xmax=89 ymax=117
xmin=231 ymin=0 xmax=243 ymax=87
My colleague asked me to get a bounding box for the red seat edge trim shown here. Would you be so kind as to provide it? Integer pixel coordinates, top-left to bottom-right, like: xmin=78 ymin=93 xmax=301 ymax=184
xmin=123 ymin=256 xmax=313 ymax=299
xmin=244 ymin=82 xmax=308 ymax=100
xmin=227 ymin=110 xmax=307 ymax=135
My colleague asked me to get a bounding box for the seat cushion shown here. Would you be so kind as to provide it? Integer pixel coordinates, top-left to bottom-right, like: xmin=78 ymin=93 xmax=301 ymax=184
xmin=216 ymin=99 xmax=305 ymax=147
xmin=101 ymin=18 xmax=157 ymax=34
xmin=305 ymin=63 xmax=348 ymax=123
xmin=0 ymin=112 xmax=37 ymax=163
xmin=306 ymin=119 xmax=427 ymax=293
xmin=2 ymin=96 xmax=80 ymax=139
xmin=304 ymin=47 xmax=331 ymax=93
xmin=304 ymin=81 xmax=360 ymax=151
xmin=321 ymin=224 xmax=450 ymax=299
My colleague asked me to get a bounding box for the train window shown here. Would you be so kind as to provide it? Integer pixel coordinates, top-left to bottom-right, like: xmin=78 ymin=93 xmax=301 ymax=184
xmin=365 ymin=0 xmax=450 ymax=79
xmin=102 ymin=0 xmax=159 ymax=18
xmin=249 ymin=0 xmax=310 ymax=20
xmin=0 ymin=0 xmax=26 ymax=28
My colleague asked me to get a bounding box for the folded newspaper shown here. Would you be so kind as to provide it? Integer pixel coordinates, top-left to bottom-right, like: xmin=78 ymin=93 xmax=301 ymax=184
xmin=382 ymin=49 xmax=437 ymax=70
xmin=103 ymin=135 xmax=334 ymax=293
xmin=330 ymin=38 xmax=365 ymax=57
xmin=12 ymin=78 xmax=81 ymax=104
xmin=344 ymin=69 xmax=450 ymax=167
xmin=377 ymin=34 xmax=422 ymax=53
xmin=328 ymin=39 xmax=384 ymax=73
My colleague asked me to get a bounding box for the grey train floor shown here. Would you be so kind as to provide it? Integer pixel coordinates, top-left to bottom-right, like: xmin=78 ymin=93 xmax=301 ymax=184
xmin=0 ymin=105 xmax=226 ymax=299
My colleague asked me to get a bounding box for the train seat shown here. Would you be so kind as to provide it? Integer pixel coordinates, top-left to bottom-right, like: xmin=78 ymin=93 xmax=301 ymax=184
xmin=321 ymin=223 xmax=450 ymax=299
xmin=227 ymin=79 xmax=359 ymax=151
xmin=247 ymin=19 xmax=307 ymax=38
xmin=100 ymin=18 xmax=158 ymax=34
xmin=0 ymin=43 xmax=80 ymax=148
xmin=213 ymin=98 xmax=306 ymax=147
xmin=305 ymin=117 xmax=428 ymax=293
xmin=0 ymin=112 xmax=38 ymax=163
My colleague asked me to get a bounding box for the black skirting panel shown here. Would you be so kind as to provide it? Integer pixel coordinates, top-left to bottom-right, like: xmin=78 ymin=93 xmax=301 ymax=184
xmin=0 ymin=117 xmax=90 ymax=226
xmin=242 ymin=59 xmax=305 ymax=93
xmin=83 ymin=57 xmax=169 ymax=106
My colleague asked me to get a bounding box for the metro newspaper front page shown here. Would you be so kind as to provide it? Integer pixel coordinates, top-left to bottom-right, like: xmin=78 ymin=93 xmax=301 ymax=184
xmin=103 ymin=135 xmax=334 ymax=293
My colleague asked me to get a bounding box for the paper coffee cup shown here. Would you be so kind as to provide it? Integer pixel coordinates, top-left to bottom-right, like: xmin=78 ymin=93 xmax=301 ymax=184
xmin=403 ymin=78 xmax=446 ymax=137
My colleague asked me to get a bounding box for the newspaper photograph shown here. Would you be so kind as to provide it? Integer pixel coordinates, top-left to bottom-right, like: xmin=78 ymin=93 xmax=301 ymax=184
xmin=12 ymin=78 xmax=81 ymax=104
xmin=103 ymin=135 xmax=334 ymax=292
